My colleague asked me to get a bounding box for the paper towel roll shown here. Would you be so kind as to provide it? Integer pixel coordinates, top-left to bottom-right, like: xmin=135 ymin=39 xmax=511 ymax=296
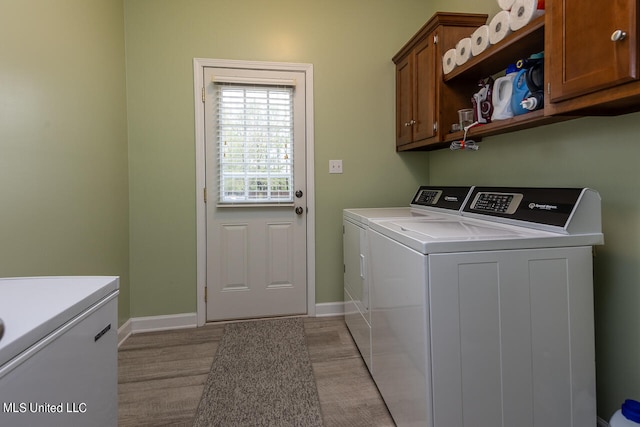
xmin=471 ymin=25 xmax=490 ymax=56
xmin=489 ymin=10 xmax=512 ymax=44
xmin=509 ymin=0 xmax=545 ymax=31
xmin=455 ymin=38 xmax=472 ymax=66
xmin=498 ymin=0 xmax=515 ymax=10
xmin=491 ymin=74 xmax=516 ymax=120
xmin=442 ymin=48 xmax=457 ymax=74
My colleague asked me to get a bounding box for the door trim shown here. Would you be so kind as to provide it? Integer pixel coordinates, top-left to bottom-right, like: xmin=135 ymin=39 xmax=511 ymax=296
xmin=193 ymin=58 xmax=315 ymax=326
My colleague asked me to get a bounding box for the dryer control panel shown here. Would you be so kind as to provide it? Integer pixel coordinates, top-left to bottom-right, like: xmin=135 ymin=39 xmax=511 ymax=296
xmin=410 ymin=186 xmax=472 ymax=211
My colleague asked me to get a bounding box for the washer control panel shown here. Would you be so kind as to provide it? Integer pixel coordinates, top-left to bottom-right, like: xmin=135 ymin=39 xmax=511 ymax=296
xmin=463 ymin=187 xmax=584 ymax=228
xmin=411 ymin=186 xmax=472 ymax=211
xmin=470 ymin=192 xmax=523 ymax=214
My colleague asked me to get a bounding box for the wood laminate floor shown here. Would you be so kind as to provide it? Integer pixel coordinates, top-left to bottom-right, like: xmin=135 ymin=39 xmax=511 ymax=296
xmin=118 ymin=316 xmax=395 ymax=426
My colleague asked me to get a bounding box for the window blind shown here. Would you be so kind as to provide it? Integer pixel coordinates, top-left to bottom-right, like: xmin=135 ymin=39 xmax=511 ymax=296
xmin=216 ymin=83 xmax=294 ymax=205
xmin=211 ymin=74 xmax=297 ymax=87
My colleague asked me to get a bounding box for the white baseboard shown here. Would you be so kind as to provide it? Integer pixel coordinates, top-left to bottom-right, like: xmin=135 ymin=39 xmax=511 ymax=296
xmin=117 ymin=319 xmax=132 ymax=348
xmin=131 ymin=312 xmax=198 ymax=333
xmin=117 ymin=305 xmax=344 ymax=347
xmin=118 ymin=312 xmax=198 ymax=346
xmin=315 ymin=301 xmax=344 ymax=317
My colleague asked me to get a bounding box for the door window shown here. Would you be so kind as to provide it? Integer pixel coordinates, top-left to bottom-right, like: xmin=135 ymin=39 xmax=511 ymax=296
xmin=215 ymin=83 xmax=294 ymax=204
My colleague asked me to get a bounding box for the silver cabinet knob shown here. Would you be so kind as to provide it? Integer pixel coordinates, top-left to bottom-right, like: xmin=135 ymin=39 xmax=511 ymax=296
xmin=611 ymin=29 xmax=627 ymax=42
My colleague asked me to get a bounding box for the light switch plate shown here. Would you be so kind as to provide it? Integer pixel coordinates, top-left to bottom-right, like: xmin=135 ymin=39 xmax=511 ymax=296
xmin=329 ymin=160 xmax=343 ymax=174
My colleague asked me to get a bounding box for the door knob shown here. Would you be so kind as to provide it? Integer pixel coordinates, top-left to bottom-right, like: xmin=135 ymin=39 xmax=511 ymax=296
xmin=295 ymin=190 xmax=303 ymax=198
xmin=611 ymin=29 xmax=627 ymax=42
xmin=295 ymin=206 xmax=304 ymax=215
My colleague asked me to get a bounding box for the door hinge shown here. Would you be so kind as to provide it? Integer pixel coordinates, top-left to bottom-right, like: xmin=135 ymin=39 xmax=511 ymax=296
xmin=433 ymin=34 xmax=438 ymax=44
xmin=433 ymin=121 xmax=438 ymax=133
xmin=547 ymin=82 xmax=551 ymax=95
xmin=202 ymin=87 xmax=205 ymax=103
xmin=204 ymin=286 xmax=207 ymax=302
xmin=203 ymin=187 xmax=207 ymax=203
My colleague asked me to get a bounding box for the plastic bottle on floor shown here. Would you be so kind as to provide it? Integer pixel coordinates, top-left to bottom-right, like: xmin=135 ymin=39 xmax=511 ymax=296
xmin=610 ymin=399 xmax=640 ymax=426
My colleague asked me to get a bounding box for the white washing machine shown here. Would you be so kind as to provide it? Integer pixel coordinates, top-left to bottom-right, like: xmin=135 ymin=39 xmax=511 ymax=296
xmin=343 ymin=187 xmax=473 ymax=371
xmin=367 ymin=187 xmax=604 ymax=427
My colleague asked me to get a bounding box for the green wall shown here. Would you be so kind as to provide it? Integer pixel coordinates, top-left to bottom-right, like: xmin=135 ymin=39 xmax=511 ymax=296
xmin=0 ymin=1 xmax=130 ymax=325
xmin=430 ymin=0 xmax=640 ymax=418
xmin=123 ymin=0 xmax=433 ymax=315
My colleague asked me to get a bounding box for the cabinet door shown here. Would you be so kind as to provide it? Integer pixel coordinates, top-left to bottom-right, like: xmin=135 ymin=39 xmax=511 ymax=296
xmin=396 ymin=55 xmax=414 ymax=147
xmin=548 ymin=0 xmax=638 ymax=102
xmin=413 ymin=35 xmax=437 ymax=141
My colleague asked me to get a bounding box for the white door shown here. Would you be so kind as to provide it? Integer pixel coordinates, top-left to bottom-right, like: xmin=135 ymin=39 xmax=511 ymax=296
xmin=203 ymin=65 xmax=308 ymax=321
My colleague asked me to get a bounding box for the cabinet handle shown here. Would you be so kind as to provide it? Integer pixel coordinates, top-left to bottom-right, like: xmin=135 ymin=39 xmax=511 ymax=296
xmin=611 ymin=30 xmax=627 ymax=42
xmin=410 ymin=119 xmax=416 ymax=125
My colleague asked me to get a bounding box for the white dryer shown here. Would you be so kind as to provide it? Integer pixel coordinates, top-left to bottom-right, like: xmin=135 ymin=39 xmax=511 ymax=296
xmin=343 ymin=186 xmax=473 ymax=371
xmin=367 ymin=187 xmax=604 ymax=427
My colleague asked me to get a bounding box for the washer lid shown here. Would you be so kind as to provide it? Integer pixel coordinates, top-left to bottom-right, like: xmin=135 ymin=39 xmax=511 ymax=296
xmin=343 ymin=186 xmax=474 ymax=226
xmin=0 ymin=276 xmax=119 ymax=368
xmin=398 ymin=220 xmax=526 ymax=238
xmin=343 ymin=207 xmax=439 ymax=226
xmin=370 ymin=217 xmax=603 ymax=254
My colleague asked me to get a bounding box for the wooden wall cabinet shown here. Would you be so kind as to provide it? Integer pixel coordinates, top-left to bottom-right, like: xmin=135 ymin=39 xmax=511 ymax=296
xmin=395 ymin=4 xmax=640 ymax=151
xmin=393 ymin=13 xmax=487 ymax=151
xmin=545 ymin=0 xmax=640 ymax=115
xmin=441 ymin=15 xmax=567 ymax=148
xmin=395 ymin=37 xmax=435 ymax=146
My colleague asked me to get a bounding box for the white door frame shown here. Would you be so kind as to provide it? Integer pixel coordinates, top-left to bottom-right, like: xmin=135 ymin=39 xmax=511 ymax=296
xmin=193 ymin=58 xmax=316 ymax=326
